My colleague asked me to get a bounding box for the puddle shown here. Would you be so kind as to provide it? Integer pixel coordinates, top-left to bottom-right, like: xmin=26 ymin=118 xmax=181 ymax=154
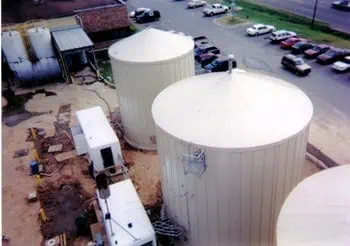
xmin=2 ymin=89 xmax=57 ymax=127
xmin=3 ymin=110 xmax=53 ymax=127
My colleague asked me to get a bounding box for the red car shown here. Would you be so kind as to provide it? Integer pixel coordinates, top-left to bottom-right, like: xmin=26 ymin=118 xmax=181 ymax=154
xmin=280 ymin=37 xmax=307 ymax=49
xmin=304 ymin=44 xmax=330 ymax=59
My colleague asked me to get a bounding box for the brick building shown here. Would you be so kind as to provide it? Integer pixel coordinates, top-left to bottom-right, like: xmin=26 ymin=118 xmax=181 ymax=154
xmin=2 ymin=0 xmax=130 ymax=42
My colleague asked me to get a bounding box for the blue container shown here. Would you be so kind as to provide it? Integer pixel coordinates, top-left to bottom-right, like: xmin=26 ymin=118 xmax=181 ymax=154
xmin=30 ymin=160 xmax=39 ymax=175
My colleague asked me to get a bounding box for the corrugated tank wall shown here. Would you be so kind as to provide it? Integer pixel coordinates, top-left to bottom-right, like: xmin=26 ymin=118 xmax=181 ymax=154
xmin=110 ymin=52 xmax=195 ymax=150
xmin=156 ymin=125 xmax=310 ymax=246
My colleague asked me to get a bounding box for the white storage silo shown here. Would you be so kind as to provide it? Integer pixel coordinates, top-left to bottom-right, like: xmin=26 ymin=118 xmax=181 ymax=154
xmin=1 ymin=31 xmax=29 ymax=63
xmin=152 ymin=71 xmax=313 ymax=246
xmin=27 ymin=27 xmax=55 ymax=59
xmin=277 ymin=165 xmax=350 ymax=246
xmin=109 ymin=28 xmax=195 ymax=150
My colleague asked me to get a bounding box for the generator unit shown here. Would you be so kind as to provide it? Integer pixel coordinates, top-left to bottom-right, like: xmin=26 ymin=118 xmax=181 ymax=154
xmin=71 ymin=106 xmax=123 ymax=177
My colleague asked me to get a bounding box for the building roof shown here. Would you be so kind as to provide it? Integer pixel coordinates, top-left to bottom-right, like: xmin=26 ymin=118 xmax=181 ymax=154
xmin=108 ymin=28 xmax=194 ymax=64
xmin=2 ymin=0 xmax=123 ymax=23
xmin=51 ymin=25 xmax=93 ymax=52
xmin=76 ymin=106 xmax=119 ymax=149
xmin=152 ymin=71 xmax=313 ymax=149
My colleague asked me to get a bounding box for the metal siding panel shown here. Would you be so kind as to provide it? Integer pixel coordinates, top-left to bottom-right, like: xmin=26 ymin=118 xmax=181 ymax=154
xmin=195 ymin=153 xmax=209 ymax=246
xmin=206 ymin=149 xmax=219 ymax=246
xmin=228 ymin=152 xmax=242 ymax=246
xmin=175 ymin=139 xmax=188 ymax=229
xmin=241 ymin=151 xmax=253 ymax=245
xmin=260 ymin=147 xmax=276 ymax=245
xmin=275 ymin=142 xmax=288 ymax=214
xmin=284 ymin=137 xmax=297 ymax=196
xmin=217 ymin=152 xmax=230 ymax=246
xmin=292 ymin=133 xmax=304 ymax=187
xmin=251 ymin=150 xmax=265 ymax=246
xmin=169 ymin=135 xmax=181 ymax=222
xmin=185 ymin=145 xmax=199 ymax=245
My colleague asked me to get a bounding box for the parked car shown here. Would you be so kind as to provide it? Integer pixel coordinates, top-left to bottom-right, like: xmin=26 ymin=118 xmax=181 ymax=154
xmin=280 ymin=37 xmax=308 ymax=49
xmin=332 ymin=0 xmax=350 ymax=10
xmin=332 ymin=56 xmax=350 ymax=72
xmin=204 ymin=56 xmax=237 ymax=72
xmin=203 ymin=4 xmax=229 ymax=16
xmin=304 ymin=44 xmax=330 ymax=59
xmin=135 ymin=10 xmax=161 ymax=23
xmin=194 ymin=44 xmax=220 ymax=60
xmin=188 ymin=0 xmax=207 ymax=8
xmin=291 ymin=42 xmax=315 ymax=54
xmin=246 ymin=24 xmax=276 ymax=36
xmin=197 ymin=53 xmax=219 ymax=67
xmin=317 ymin=48 xmax=347 ymax=64
xmin=270 ymin=30 xmax=297 ymax=43
xmin=281 ymin=54 xmax=311 ymax=76
xmin=129 ymin=7 xmax=150 ymax=18
xmin=193 ymin=36 xmax=210 ymax=48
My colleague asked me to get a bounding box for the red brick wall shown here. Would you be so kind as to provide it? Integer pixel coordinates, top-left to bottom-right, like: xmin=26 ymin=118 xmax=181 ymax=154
xmin=76 ymin=4 xmax=129 ymax=34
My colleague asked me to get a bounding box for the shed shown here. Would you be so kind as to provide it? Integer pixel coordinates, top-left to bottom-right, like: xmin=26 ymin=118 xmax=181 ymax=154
xmin=51 ymin=25 xmax=97 ymax=80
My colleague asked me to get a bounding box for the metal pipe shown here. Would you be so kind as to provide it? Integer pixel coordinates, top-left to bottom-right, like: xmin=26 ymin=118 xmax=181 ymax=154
xmin=228 ymin=54 xmax=234 ymax=74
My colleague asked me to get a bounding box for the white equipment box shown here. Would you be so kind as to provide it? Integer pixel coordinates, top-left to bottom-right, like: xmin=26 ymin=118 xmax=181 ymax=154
xmin=97 ymin=179 xmax=157 ymax=246
xmin=71 ymin=106 xmax=123 ymax=177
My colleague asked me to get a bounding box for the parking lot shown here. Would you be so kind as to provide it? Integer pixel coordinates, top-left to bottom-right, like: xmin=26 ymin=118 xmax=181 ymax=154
xmin=128 ymin=0 xmax=350 ymax=164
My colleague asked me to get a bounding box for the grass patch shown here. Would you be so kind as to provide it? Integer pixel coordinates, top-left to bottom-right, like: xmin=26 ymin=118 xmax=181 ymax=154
xmin=97 ymin=59 xmax=113 ymax=82
xmin=217 ymin=15 xmax=246 ymax=26
xmin=208 ymin=0 xmax=350 ymax=48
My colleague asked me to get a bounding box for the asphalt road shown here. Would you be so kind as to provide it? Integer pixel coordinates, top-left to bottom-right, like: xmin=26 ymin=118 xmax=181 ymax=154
xmin=253 ymin=0 xmax=350 ymax=33
xmin=127 ymin=0 xmax=350 ymax=163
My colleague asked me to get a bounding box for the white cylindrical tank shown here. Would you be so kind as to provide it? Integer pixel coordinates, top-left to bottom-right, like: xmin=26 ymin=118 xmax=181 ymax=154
xmin=27 ymin=27 xmax=55 ymax=59
xmin=9 ymin=61 xmax=34 ymax=83
xmin=109 ymin=28 xmax=195 ymax=150
xmin=33 ymin=58 xmax=61 ymax=82
xmin=152 ymin=71 xmax=313 ymax=246
xmin=1 ymin=31 xmax=29 ymax=63
xmin=277 ymin=165 xmax=350 ymax=246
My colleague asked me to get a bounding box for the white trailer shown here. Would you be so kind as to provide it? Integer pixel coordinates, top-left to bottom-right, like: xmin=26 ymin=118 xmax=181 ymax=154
xmin=71 ymin=106 xmax=123 ymax=177
xmin=97 ymin=179 xmax=157 ymax=246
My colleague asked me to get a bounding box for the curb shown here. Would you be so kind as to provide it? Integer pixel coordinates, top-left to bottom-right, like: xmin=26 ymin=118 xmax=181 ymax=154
xmin=213 ymin=17 xmax=251 ymax=29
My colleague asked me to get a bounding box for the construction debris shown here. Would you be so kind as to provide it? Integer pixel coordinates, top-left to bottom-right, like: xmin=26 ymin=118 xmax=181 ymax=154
xmin=55 ymin=151 xmax=76 ymax=162
xmin=13 ymin=148 xmax=29 ymax=158
xmin=48 ymin=144 xmax=63 ymax=153
xmin=38 ymin=176 xmax=93 ymax=240
xmin=27 ymin=192 xmax=38 ymax=203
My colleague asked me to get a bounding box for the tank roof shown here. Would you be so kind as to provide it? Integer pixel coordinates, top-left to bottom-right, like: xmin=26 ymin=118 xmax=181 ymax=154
xmin=108 ymin=28 xmax=194 ymax=63
xmin=277 ymin=165 xmax=350 ymax=245
xmin=152 ymin=71 xmax=313 ymax=149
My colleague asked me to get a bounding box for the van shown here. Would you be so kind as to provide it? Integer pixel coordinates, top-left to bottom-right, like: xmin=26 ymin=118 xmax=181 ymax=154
xmin=270 ymin=30 xmax=297 ymax=43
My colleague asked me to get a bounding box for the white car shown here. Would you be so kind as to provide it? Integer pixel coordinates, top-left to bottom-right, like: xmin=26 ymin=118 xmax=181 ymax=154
xmin=203 ymin=4 xmax=229 ymax=16
xmin=129 ymin=7 xmax=150 ymax=18
xmin=269 ymin=30 xmax=297 ymax=43
xmin=246 ymin=24 xmax=276 ymax=36
xmin=332 ymin=56 xmax=350 ymax=72
xmin=188 ymin=0 xmax=206 ymax=8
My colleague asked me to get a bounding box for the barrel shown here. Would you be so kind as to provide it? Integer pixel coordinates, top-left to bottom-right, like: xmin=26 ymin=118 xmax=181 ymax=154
xmin=30 ymin=160 xmax=39 ymax=175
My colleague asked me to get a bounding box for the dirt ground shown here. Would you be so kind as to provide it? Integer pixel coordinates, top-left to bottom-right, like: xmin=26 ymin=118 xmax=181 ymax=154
xmin=2 ymin=81 xmax=319 ymax=245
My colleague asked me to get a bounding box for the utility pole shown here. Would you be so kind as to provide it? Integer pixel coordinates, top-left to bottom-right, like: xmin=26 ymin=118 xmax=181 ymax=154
xmin=231 ymin=0 xmax=236 ymax=16
xmin=311 ymin=0 xmax=319 ymax=29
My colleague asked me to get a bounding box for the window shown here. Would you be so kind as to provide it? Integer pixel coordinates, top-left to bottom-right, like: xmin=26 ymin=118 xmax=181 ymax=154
xmin=100 ymin=147 xmax=114 ymax=168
